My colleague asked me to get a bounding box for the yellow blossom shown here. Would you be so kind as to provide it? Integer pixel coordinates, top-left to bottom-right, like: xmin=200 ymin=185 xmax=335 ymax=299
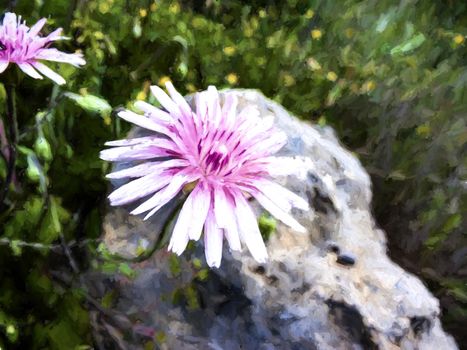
xmin=185 ymin=83 xmax=197 ymax=92
xmin=150 ymin=3 xmax=157 ymax=12
xmin=305 ymin=9 xmax=314 ymax=19
xmin=158 ymin=76 xmax=171 ymax=87
xmin=326 ymin=71 xmax=338 ymax=82
xmin=103 ymin=115 xmax=112 ymax=126
xmin=169 ymin=3 xmax=180 ymax=14
xmin=226 ymin=73 xmax=239 ymax=85
xmin=223 ymin=46 xmax=236 ymax=56
xmin=283 ymin=74 xmax=295 ymax=87
xmin=94 ymin=31 xmax=104 ymax=40
xmin=453 ymin=34 xmax=465 ymax=45
xmin=139 ymin=8 xmax=147 ymax=18
xmin=136 ymin=90 xmax=147 ymax=101
xmin=345 ymin=28 xmax=355 ymax=39
xmin=311 ymin=29 xmax=322 ymax=40
xmin=98 ymin=2 xmax=110 ymax=14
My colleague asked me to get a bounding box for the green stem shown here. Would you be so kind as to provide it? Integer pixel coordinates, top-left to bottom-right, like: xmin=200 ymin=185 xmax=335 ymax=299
xmin=0 ymin=84 xmax=18 ymax=210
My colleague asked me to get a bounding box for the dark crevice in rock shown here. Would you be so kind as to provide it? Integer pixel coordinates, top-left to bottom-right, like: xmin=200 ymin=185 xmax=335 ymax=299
xmin=336 ymin=253 xmax=356 ymax=267
xmin=326 ymin=300 xmax=378 ymax=349
xmin=410 ymin=316 xmax=432 ymax=336
xmin=307 ymin=187 xmax=337 ymax=215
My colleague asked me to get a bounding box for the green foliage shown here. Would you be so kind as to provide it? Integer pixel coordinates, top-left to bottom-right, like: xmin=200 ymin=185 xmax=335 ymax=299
xmin=259 ymin=214 xmax=277 ymax=241
xmin=0 ymin=0 xmax=465 ymax=346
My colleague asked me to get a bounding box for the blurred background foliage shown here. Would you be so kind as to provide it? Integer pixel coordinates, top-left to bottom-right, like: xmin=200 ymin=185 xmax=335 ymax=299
xmin=0 ymin=0 xmax=466 ymax=348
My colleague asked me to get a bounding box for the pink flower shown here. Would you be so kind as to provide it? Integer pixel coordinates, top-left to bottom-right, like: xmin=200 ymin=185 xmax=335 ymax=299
xmin=0 ymin=12 xmax=85 ymax=85
xmin=101 ymin=82 xmax=309 ymax=267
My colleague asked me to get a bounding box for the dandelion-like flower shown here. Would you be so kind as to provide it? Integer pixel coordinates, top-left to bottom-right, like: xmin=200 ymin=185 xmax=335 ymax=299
xmin=101 ymin=82 xmax=309 ymax=267
xmin=0 ymin=12 xmax=85 ymax=84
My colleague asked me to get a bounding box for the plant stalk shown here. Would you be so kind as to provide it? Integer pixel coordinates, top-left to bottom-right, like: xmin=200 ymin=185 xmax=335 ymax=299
xmin=0 ymin=84 xmax=18 ymax=210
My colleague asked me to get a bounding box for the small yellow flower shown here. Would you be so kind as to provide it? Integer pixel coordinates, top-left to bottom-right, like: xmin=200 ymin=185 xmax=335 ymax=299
xmin=283 ymin=74 xmax=295 ymax=87
xmin=169 ymin=3 xmax=180 ymax=14
xmin=345 ymin=28 xmax=355 ymax=39
xmin=362 ymin=80 xmax=376 ymax=93
xmin=305 ymin=9 xmax=314 ymax=19
xmin=226 ymin=73 xmax=239 ymax=85
xmin=158 ymin=76 xmax=171 ymax=87
xmin=94 ymin=31 xmax=104 ymax=40
xmin=98 ymin=2 xmax=110 ymax=14
xmin=326 ymin=71 xmax=338 ymax=82
xmin=259 ymin=9 xmax=267 ymax=18
xmin=185 ymin=83 xmax=197 ymax=92
xmin=103 ymin=115 xmax=112 ymax=126
xmin=150 ymin=3 xmax=157 ymax=12
xmin=244 ymin=27 xmax=254 ymax=38
xmin=311 ymin=29 xmax=322 ymax=40
xmin=136 ymin=90 xmax=147 ymax=101
xmin=223 ymin=46 xmax=236 ymax=56
xmin=306 ymin=57 xmax=322 ymax=71
xmin=139 ymin=8 xmax=147 ymax=18
xmin=453 ymin=34 xmax=465 ymax=45
xmin=416 ymin=124 xmax=431 ymax=137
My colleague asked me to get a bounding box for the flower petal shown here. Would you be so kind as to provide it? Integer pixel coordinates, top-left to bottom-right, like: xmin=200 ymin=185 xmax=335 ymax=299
xmin=99 ymin=143 xmax=172 ymax=161
xmin=204 ymin=210 xmax=223 ymax=268
xmin=28 ymin=18 xmax=47 ymax=37
xmin=31 ymin=62 xmax=66 ymax=85
xmin=165 ymin=81 xmax=192 ymax=117
xmin=188 ymin=183 xmax=211 ymax=240
xmin=255 ymin=180 xmax=309 ymax=211
xmin=107 ymin=172 xmax=173 ymax=206
xmin=106 ymin=159 xmax=187 ymax=179
xmin=134 ymin=101 xmax=172 ymax=122
xmin=168 ymin=182 xmax=211 ymax=255
xmin=0 ymin=61 xmax=9 ymax=74
xmin=150 ymin=85 xmax=182 ymax=118
xmin=104 ymin=136 xmax=161 ymax=147
xmin=252 ymin=191 xmax=306 ymax=233
xmin=233 ymin=191 xmax=268 ymax=263
xmin=214 ymin=187 xmax=241 ymax=251
xmin=131 ymin=174 xmax=191 ymax=217
xmin=36 ymin=48 xmax=86 ymax=66
xmin=117 ymin=110 xmax=172 ymax=135
xmin=17 ymin=62 xmax=43 ymax=80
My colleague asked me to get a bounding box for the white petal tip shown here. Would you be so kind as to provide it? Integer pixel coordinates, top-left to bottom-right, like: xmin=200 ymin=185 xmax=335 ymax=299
xmin=293 ymin=224 xmax=307 ymax=233
xmin=207 ymin=260 xmax=221 ymax=268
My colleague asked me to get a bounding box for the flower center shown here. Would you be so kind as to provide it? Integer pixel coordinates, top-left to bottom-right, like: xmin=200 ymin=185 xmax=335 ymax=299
xmin=204 ymin=143 xmax=229 ymax=175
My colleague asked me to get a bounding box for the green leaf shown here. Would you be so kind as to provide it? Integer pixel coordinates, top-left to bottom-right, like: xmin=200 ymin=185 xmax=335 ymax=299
xmin=34 ymin=136 xmax=53 ymax=162
xmin=259 ymin=214 xmax=277 ymax=240
xmin=64 ymin=92 xmax=112 ymax=117
xmin=390 ymin=33 xmax=426 ymax=55
xmin=118 ymin=263 xmax=136 ymax=278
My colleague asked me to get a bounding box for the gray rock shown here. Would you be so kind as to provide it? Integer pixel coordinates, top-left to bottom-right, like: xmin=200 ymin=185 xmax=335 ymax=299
xmin=99 ymin=89 xmax=457 ymax=349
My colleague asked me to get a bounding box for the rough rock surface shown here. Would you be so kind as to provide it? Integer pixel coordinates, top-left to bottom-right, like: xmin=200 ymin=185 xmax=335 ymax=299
xmin=98 ymin=90 xmax=458 ymax=349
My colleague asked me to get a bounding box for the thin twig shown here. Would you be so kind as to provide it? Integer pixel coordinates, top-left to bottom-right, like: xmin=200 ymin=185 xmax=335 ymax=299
xmin=65 ymin=0 xmax=79 ymax=31
xmin=0 ymin=84 xmax=18 ymax=210
xmin=0 ymin=237 xmax=100 ymax=252
xmin=59 ymin=232 xmax=80 ymax=274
